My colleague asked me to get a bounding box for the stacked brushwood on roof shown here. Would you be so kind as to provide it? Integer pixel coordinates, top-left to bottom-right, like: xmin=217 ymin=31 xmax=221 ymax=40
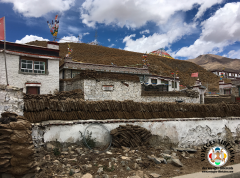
xmin=110 ymin=124 xmax=152 ymax=148
xmin=60 ymin=70 xmax=140 ymax=82
xmin=23 ymin=89 xmax=84 ymax=100
xmin=23 ymin=97 xmax=240 ymax=123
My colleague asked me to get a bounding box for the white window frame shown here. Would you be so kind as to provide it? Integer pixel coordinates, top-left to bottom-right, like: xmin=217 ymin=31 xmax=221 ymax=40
xmin=21 ymin=59 xmax=33 ymax=73
xmin=21 ymin=59 xmax=45 ymax=74
xmin=34 ymin=61 xmax=45 ymax=74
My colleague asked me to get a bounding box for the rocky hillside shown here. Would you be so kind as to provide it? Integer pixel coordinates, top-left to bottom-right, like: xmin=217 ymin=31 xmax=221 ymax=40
xmin=27 ymin=41 xmax=222 ymax=92
xmin=188 ymin=54 xmax=240 ymax=72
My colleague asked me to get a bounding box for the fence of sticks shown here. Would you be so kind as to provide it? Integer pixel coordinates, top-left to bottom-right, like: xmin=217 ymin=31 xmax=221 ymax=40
xmin=23 ymin=97 xmax=240 ymax=123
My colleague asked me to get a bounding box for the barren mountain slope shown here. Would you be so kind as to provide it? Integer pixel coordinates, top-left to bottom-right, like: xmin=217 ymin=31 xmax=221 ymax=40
xmin=188 ymin=54 xmax=240 ymax=72
xmin=27 ymin=41 xmax=222 ymax=92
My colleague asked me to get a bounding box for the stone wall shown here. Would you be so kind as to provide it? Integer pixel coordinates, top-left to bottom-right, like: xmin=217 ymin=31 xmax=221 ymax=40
xmin=0 ymin=112 xmax=36 ymax=176
xmin=0 ymin=85 xmax=24 ymax=116
xmin=83 ymin=79 xmax=199 ymax=103
xmin=60 ymin=79 xmax=84 ymax=92
xmin=0 ymin=53 xmax=59 ymax=94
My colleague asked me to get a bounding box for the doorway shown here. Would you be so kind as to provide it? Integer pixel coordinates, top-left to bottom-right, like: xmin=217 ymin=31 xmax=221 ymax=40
xmin=26 ymin=87 xmax=40 ymax=94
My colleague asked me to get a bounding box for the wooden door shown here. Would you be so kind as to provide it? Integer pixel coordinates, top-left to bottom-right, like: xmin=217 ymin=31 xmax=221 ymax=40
xmin=27 ymin=87 xmax=39 ymax=94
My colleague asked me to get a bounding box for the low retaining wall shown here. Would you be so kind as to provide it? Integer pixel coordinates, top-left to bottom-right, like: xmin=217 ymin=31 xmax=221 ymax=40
xmin=32 ymin=117 xmax=240 ymax=148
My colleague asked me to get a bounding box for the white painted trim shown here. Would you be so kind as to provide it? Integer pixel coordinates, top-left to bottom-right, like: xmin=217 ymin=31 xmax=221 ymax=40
xmin=26 ymin=83 xmax=41 ymax=87
xmin=0 ymin=50 xmax=60 ymax=60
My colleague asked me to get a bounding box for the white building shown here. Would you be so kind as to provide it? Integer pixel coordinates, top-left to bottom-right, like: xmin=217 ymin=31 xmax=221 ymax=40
xmin=211 ymin=70 xmax=240 ymax=80
xmin=0 ymin=41 xmax=60 ymax=94
xmin=192 ymin=79 xmax=207 ymax=104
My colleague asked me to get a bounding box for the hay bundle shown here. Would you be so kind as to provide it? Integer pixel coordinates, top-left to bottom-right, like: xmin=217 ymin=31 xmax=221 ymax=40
xmin=111 ymin=124 xmax=152 ymax=148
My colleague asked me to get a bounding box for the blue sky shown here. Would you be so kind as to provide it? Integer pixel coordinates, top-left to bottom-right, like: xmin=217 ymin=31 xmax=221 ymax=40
xmin=0 ymin=0 xmax=240 ymax=60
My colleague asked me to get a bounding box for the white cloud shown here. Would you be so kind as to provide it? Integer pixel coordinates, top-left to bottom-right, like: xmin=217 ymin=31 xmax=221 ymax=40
xmin=123 ymin=15 xmax=196 ymax=53
xmin=108 ymin=44 xmax=115 ymax=48
xmin=15 ymin=35 xmax=49 ymax=44
xmin=108 ymin=39 xmax=111 ymax=42
xmin=1 ymin=0 xmax=75 ymax=17
xmin=68 ymin=26 xmax=81 ymax=34
xmin=227 ymin=50 xmax=240 ymax=59
xmin=80 ymin=0 xmax=223 ymax=28
xmin=140 ymin=29 xmax=150 ymax=34
xmin=174 ymin=2 xmax=240 ymax=59
xmin=83 ymin=32 xmax=90 ymax=36
xmin=59 ymin=35 xmax=79 ymax=43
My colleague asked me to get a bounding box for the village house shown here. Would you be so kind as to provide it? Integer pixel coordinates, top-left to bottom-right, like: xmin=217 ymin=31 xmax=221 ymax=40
xmin=58 ymin=57 xmax=204 ymax=103
xmin=211 ymin=69 xmax=240 ymax=79
xmin=192 ymin=79 xmax=207 ymax=104
xmin=0 ymin=41 xmax=60 ymax=94
xmin=218 ymin=80 xmax=233 ymax=95
xmin=60 ymin=57 xmax=180 ymax=91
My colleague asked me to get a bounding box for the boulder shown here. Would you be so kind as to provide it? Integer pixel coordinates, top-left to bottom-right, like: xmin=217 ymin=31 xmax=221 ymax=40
xmin=172 ymin=158 xmax=183 ymax=167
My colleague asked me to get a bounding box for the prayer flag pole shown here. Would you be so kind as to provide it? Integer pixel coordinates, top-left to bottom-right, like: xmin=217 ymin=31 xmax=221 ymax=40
xmin=3 ymin=16 xmax=8 ymax=85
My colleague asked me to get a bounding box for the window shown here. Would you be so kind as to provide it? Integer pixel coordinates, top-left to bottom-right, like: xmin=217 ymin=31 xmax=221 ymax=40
xmin=21 ymin=60 xmax=33 ymax=73
xmin=151 ymin=79 xmax=157 ymax=84
xmin=161 ymin=80 xmax=168 ymax=85
xmin=235 ymin=74 xmax=237 ymax=77
xmin=229 ymin=73 xmax=231 ymax=76
xmin=72 ymin=70 xmax=80 ymax=78
xmin=224 ymin=89 xmax=231 ymax=95
xmin=20 ymin=59 xmax=46 ymax=74
xmin=102 ymin=85 xmax=114 ymax=91
xmin=34 ymin=61 xmax=45 ymax=74
xmin=172 ymin=81 xmax=177 ymax=88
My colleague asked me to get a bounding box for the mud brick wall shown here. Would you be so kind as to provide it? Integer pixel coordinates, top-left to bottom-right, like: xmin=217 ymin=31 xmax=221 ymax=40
xmin=0 ymin=112 xmax=36 ymax=176
xmin=205 ymin=96 xmax=232 ymax=104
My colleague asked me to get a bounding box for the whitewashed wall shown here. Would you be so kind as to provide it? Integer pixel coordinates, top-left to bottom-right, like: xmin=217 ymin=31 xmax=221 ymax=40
xmin=0 ymin=86 xmax=24 ymax=116
xmin=0 ymin=53 xmax=59 ymax=94
xmin=32 ymin=118 xmax=240 ymax=148
xmin=84 ymin=79 xmax=199 ymax=103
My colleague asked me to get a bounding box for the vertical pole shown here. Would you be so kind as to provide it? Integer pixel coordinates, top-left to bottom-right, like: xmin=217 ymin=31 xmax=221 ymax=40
xmin=3 ymin=16 xmax=8 ymax=86
xmin=174 ymin=72 xmax=175 ymax=91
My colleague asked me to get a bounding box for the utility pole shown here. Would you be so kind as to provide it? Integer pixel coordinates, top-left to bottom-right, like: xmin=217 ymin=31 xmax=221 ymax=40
xmin=174 ymin=73 xmax=175 ymax=92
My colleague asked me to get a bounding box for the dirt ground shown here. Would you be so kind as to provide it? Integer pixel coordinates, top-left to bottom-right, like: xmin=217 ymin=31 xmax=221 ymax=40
xmin=34 ymin=142 xmax=240 ymax=178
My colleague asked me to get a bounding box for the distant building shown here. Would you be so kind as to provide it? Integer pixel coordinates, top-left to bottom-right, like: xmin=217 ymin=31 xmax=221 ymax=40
xmin=57 ymin=57 xmax=208 ymax=103
xmin=0 ymin=41 xmax=60 ymax=94
xmin=211 ymin=70 xmax=240 ymax=79
xmin=60 ymin=57 xmax=180 ymax=93
xmin=192 ymin=79 xmax=207 ymax=104
xmin=219 ymin=80 xmax=232 ymax=95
